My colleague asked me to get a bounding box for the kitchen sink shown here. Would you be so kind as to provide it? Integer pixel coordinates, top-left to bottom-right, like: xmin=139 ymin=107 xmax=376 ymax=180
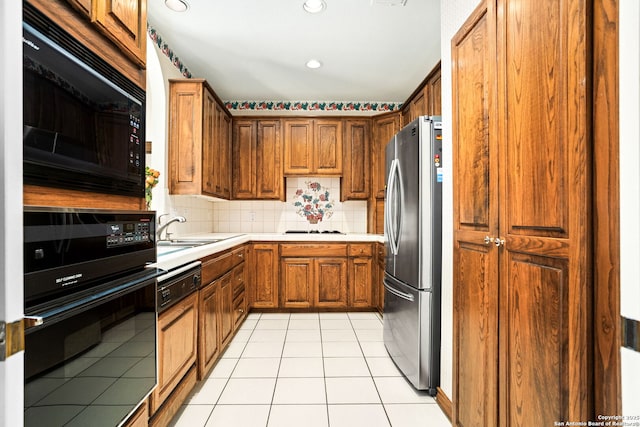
xmin=157 ymin=239 xmax=221 ymax=247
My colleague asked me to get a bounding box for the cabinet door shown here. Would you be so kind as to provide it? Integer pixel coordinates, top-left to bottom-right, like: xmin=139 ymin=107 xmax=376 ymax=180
xmin=497 ymin=0 xmax=591 ymax=423
xmin=342 ymin=120 xmax=370 ymax=200
xmin=427 ymin=68 xmax=442 ymax=116
xmin=66 ymin=0 xmax=92 ymax=17
xmin=232 ymin=120 xmax=257 ymax=199
xmin=219 ymin=111 xmax=232 ymax=198
xmin=153 ymin=292 xmax=198 ymax=413
xmin=349 ymin=257 xmax=373 ymax=308
xmin=169 ymin=81 xmax=203 ymax=195
xmin=411 ymin=90 xmax=426 ymax=121
xmin=256 ymin=120 xmax=283 ymax=199
xmin=213 ymin=105 xmax=231 ymax=198
xmin=219 ymin=272 xmax=234 ymax=348
xmin=372 ymin=114 xmax=400 ymax=198
xmin=314 ymin=119 xmax=343 ymax=175
xmin=250 ymin=244 xmax=279 ymax=308
xmin=281 ymin=258 xmax=313 ymax=308
xmin=284 ymin=119 xmax=313 ymax=175
xmin=92 ymin=0 xmax=147 ymax=67
xmin=202 ymin=89 xmax=217 ymax=195
xmin=198 ymin=281 xmax=220 ymax=380
xmin=314 ymin=258 xmax=347 ymax=308
xmin=452 ymin=3 xmax=499 ymax=426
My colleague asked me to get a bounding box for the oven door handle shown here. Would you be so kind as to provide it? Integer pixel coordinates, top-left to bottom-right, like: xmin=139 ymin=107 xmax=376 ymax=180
xmin=24 ymin=269 xmax=161 ymax=331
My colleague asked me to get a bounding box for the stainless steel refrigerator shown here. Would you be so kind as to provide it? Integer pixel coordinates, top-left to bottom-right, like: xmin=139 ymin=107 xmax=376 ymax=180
xmin=383 ymin=115 xmax=442 ymax=394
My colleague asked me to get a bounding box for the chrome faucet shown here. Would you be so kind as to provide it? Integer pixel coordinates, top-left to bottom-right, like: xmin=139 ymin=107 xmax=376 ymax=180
xmin=157 ymin=215 xmax=186 ymax=241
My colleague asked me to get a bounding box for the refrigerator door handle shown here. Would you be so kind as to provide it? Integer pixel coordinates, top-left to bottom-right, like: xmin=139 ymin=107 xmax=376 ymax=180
xmin=383 ymin=279 xmax=415 ymax=302
xmin=385 ymin=159 xmax=402 ymax=255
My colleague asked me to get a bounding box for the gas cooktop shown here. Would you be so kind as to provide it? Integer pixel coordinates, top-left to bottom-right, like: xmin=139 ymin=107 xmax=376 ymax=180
xmin=285 ymin=230 xmax=345 ymax=234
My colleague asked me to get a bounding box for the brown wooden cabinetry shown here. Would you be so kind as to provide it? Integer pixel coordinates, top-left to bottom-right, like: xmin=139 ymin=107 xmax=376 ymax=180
xmin=280 ymin=257 xmax=314 ymax=308
xmin=232 ymin=119 xmax=283 ymax=200
xmin=152 ymin=292 xmax=198 ymax=414
xmin=198 ymin=245 xmax=247 ymax=379
xmin=250 ymin=243 xmax=280 ymax=308
xmin=64 ymin=0 xmax=147 ymax=67
xmin=369 ymin=113 xmax=400 ymax=234
xmin=197 ymin=278 xmax=221 ymax=380
xmin=168 ymin=79 xmax=231 ymax=199
xmin=284 ymin=119 xmax=343 ymax=175
xmin=451 ymin=0 xmax=592 ymax=425
xmin=348 ymin=244 xmax=374 ymax=307
xmin=375 ymin=243 xmax=385 ymax=313
xmin=92 ymin=0 xmax=147 ymax=67
xmin=341 ymin=119 xmax=371 ymax=200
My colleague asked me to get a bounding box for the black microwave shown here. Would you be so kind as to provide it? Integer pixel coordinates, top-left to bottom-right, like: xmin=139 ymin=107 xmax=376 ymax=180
xmin=22 ymin=5 xmax=146 ymax=197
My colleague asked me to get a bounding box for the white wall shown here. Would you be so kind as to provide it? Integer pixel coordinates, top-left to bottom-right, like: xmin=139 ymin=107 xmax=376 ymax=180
xmin=0 ymin=0 xmax=24 ymax=425
xmin=619 ymin=0 xmax=640 ymax=416
xmin=439 ymin=0 xmax=483 ymax=400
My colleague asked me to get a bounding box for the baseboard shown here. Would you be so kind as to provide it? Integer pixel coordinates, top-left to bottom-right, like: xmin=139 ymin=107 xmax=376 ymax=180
xmin=436 ymin=387 xmax=453 ymax=422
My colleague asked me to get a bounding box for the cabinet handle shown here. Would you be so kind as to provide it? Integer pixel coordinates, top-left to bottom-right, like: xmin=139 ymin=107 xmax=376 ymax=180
xmin=484 ymin=235 xmax=506 ymax=247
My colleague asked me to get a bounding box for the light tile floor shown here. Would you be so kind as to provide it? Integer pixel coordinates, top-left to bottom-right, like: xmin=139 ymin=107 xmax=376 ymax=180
xmin=170 ymin=312 xmax=451 ymax=427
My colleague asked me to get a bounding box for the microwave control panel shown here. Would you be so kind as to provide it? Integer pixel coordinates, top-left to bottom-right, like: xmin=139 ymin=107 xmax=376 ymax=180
xmin=107 ymin=221 xmax=151 ymax=247
xmin=128 ymin=114 xmax=142 ymax=174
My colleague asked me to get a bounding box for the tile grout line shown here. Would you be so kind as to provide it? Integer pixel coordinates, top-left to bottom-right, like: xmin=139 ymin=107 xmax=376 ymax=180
xmin=350 ymin=313 xmax=394 ymax=427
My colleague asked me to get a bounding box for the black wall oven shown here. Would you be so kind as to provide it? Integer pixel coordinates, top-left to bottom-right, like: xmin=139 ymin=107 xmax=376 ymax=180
xmin=23 ymin=208 xmax=161 ymax=427
xmin=22 ymin=4 xmax=146 ymax=197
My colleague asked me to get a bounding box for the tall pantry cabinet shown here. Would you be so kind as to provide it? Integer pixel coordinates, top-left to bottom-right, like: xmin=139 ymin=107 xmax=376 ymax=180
xmin=451 ymin=0 xmax=592 ymax=426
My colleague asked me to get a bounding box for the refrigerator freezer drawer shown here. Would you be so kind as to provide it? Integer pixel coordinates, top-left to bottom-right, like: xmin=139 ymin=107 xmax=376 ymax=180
xmin=382 ymin=274 xmax=439 ymax=393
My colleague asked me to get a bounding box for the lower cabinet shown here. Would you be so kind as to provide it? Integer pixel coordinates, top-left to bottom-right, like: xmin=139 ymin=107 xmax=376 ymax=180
xmin=197 ymin=279 xmax=221 ymax=380
xmin=315 ymin=258 xmax=348 ymax=308
xmin=250 ymin=243 xmax=280 ymax=308
xmin=348 ymin=244 xmax=374 ymax=307
xmin=376 ymin=243 xmax=385 ymax=312
xmin=152 ymin=292 xmax=198 ymax=414
xmin=198 ymin=245 xmax=247 ymax=380
xmin=280 ymin=257 xmax=314 ymax=308
xmin=151 ymin=244 xmax=248 ymax=425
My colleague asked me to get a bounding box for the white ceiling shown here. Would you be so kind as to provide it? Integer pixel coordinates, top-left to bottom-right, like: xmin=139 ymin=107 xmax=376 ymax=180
xmin=147 ymin=0 xmax=441 ymax=104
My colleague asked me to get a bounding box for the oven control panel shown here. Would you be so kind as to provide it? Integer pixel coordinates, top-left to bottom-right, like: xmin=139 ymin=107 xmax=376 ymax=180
xmin=157 ymin=263 xmax=202 ymax=313
xmin=106 ymin=222 xmax=151 ymax=247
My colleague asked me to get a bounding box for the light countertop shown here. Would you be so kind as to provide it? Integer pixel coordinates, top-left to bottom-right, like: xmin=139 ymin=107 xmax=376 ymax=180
xmin=153 ymin=233 xmax=384 ymax=271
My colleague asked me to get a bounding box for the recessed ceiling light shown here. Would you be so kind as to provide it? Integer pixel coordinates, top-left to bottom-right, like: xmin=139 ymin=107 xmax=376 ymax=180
xmin=303 ymin=0 xmax=326 ymax=13
xmin=306 ymin=59 xmax=322 ymax=69
xmin=165 ymin=0 xmax=189 ymax=12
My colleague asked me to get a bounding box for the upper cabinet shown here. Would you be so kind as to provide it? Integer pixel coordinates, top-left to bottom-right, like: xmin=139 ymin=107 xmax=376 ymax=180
xmin=372 ymin=113 xmax=400 ymax=199
xmin=400 ymin=62 xmax=442 ymax=127
xmin=168 ymin=79 xmax=232 ymax=199
xmin=283 ymin=119 xmax=343 ymax=176
xmin=92 ymin=0 xmax=147 ymax=67
xmin=66 ymin=0 xmax=147 ymax=67
xmin=232 ymin=119 xmax=283 ymax=200
xmin=341 ymin=119 xmax=371 ymax=200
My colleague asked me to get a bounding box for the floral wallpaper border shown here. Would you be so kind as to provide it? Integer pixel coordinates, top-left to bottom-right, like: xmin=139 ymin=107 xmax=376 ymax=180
xmin=147 ymin=25 xmax=193 ymax=78
xmin=225 ymin=100 xmax=402 ymax=113
xmin=146 ymin=25 xmax=402 ymax=112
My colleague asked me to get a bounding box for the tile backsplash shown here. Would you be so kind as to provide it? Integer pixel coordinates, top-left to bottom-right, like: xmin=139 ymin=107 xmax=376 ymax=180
xmin=160 ymin=177 xmax=368 ymax=236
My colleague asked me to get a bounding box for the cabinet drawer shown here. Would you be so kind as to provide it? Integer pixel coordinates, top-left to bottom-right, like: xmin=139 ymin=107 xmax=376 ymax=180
xmin=202 ymin=251 xmax=234 ymax=284
xmin=232 ymin=245 xmax=247 ymax=265
xmin=348 ymin=244 xmax=373 ymax=257
xmin=280 ymin=243 xmax=347 ymax=257
xmin=232 ymin=265 xmax=245 ymax=294
xmin=201 ymin=245 xmax=247 ymax=284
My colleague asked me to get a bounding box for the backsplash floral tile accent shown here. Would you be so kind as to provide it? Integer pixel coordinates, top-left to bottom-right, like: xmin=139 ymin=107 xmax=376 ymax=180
xmin=293 ymin=181 xmax=335 ymax=224
xmin=209 ymin=178 xmax=368 ymax=234
xmin=225 ymin=100 xmax=402 ymax=113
